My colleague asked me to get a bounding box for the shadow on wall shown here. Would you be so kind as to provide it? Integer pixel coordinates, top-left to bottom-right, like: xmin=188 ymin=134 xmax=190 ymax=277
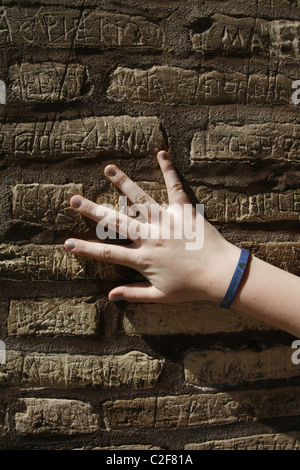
xmin=0 ymin=81 xmax=6 ymax=104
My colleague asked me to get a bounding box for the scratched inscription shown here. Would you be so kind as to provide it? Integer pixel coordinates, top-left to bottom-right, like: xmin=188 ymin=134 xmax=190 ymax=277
xmin=108 ymin=66 xmax=293 ymax=106
xmin=191 ymin=14 xmax=300 ymax=61
xmin=0 ymin=7 xmax=163 ymax=49
xmin=191 ymin=123 xmax=300 ymax=162
xmin=9 ymin=63 xmax=87 ymax=101
xmin=0 ymin=116 xmax=165 ymax=158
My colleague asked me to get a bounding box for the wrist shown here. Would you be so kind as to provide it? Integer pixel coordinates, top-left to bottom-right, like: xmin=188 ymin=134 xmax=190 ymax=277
xmin=198 ymin=239 xmax=242 ymax=304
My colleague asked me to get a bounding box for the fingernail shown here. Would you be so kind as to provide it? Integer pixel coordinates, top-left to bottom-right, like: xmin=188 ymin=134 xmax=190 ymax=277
xmin=158 ymin=151 xmax=169 ymax=160
xmin=111 ymin=295 xmax=123 ymax=302
xmin=71 ymin=196 xmax=82 ymax=209
xmin=65 ymin=240 xmax=76 ymax=251
xmin=105 ymin=166 xmax=117 ymax=177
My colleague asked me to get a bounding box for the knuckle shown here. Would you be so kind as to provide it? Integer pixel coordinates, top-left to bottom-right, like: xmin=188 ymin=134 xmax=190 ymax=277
xmin=170 ymin=181 xmax=184 ymax=193
xmin=135 ymin=253 xmax=151 ymax=269
xmin=82 ymin=200 xmax=95 ymax=215
xmin=117 ymin=174 xmax=127 ymax=186
xmin=101 ymin=246 xmax=112 ymax=260
xmin=135 ymin=193 xmax=149 ymax=205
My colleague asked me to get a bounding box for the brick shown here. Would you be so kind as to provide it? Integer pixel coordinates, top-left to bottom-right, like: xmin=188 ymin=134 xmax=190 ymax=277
xmin=185 ymin=432 xmax=300 ymax=450
xmin=9 ymin=62 xmax=86 ymax=102
xmin=190 ymin=123 xmax=300 ymax=162
xmin=0 ymin=116 xmax=165 ymax=158
xmin=194 ymin=187 xmax=300 ymax=223
xmin=15 ymin=398 xmax=99 ymax=435
xmin=8 ymin=297 xmax=98 ymax=336
xmin=1 ymin=350 xmax=163 ymax=388
xmin=0 ymin=244 xmax=131 ymax=281
xmin=0 ymin=7 xmax=163 ymax=49
xmin=122 ymin=301 xmax=273 ymax=336
xmin=103 ymin=387 xmax=300 ymax=429
xmin=184 ymin=346 xmax=300 ymax=386
xmin=242 ymin=242 xmax=300 ymax=275
xmin=108 ymin=66 xmax=293 ymax=106
xmin=12 ymin=183 xmax=86 ymax=229
xmin=191 ymin=14 xmax=300 ymax=61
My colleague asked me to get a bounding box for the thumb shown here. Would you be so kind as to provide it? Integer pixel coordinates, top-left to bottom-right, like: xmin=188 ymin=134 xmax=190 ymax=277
xmin=109 ymin=282 xmax=165 ymax=303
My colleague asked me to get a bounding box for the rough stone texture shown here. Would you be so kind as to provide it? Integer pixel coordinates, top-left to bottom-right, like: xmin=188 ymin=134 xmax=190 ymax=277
xmin=0 ymin=116 xmax=165 ymax=158
xmin=15 ymin=398 xmax=100 ymax=435
xmin=108 ymin=66 xmax=293 ymax=106
xmin=191 ymin=14 xmax=300 ymax=62
xmin=191 ymin=123 xmax=300 ymax=163
xmin=9 ymin=62 xmax=87 ymax=102
xmin=184 ymin=346 xmax=300 ymax=386
xmin=185 ymin=433 xmax=300 ymax=450
xmin=122 ymin=301 xmax=273 ymax=336
xmin=0 ymin=350 xmax=162 ymax=389
xmin=12 ymin=184 xmax=86 ymax=229
xmin=8 ymin=297 xmax=98 ymax=336
xmin=103 ymin=387 xmax=300 ymax=429
xmin=0 ymin=244 xmax=131 ymax=281
xmin=195 ymin=187 xmax=300 ymax=223
xmin=0 ymin=7 xmax=164 ymax=49
xmin=0 ymin=406 xmax=6 ymax=437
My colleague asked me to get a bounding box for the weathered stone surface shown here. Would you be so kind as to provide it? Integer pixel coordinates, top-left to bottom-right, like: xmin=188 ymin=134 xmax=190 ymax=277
xmin=0 ymin=405 xmax=6 ymax=437
xmin=0 ymin=116 xmax=165 ymax=158
xmin=194 ymin=187 xmax=300 ymax=223
xmin=184 ymin=346 xmax=300 ymax=386
xmin=8 ymin=297 xmax=98 ymax=336
xmin=0 ymin=244 xmax=131 ymax=281
xmin=12 ymin=183 xmax=86 ymax=229
xmin=191 ymin=14 xmax=300 ymax=61
xmin=15 ymin=398 xmax=99 ymax=435
xmin=191 ymin=123 xmax=300 ymax=162
xmin=103 ymin=387 xmax=300 ymax=429
xmin=9 ymin=62 xmax=87 ymax=102
xmin=185 ymin=432 xmax=300 ymax=450
xmin=0 ymin=7 xmax=163 ymax=49
xmin=123 ymin=301 xmax=273 ymax=336
xmin=242 ymin=242 xmax=300 ymax=275
xmin=0 ymin=350 xmax=163 ymax=388
xmin=108 ymin=66 xmax=293 ymax=106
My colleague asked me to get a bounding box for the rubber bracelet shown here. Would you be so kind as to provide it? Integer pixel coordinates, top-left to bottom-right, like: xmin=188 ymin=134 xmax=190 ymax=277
xmin=220 ymin=248 xmax=250 ymax=309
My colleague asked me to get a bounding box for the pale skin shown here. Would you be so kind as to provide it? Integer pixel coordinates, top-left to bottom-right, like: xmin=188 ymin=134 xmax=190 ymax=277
xmin=64 ymin=151 xmax=300 ymax=338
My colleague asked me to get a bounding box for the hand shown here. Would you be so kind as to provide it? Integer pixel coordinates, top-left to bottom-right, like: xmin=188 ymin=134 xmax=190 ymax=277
xmin=64 ymin=151 xmax=241 ymax=304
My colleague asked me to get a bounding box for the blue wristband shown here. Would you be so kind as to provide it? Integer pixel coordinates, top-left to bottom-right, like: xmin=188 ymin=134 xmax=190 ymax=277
xmin=220 ymin=248 xmax=250 ymax=309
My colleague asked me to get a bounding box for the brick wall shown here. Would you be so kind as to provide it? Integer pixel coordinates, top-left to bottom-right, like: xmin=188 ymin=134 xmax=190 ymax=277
xmin=0 ymin=0 xmax=300 ymax=451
